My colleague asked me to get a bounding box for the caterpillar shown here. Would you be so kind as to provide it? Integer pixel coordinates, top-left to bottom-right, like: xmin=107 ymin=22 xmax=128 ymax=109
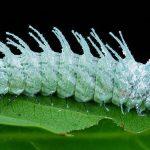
xmin=0 ymin=26 xmax=149 ymax=114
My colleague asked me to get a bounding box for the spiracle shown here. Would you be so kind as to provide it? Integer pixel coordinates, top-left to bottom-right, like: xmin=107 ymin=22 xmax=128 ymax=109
xmin=0 ymin=26 xmax=149 ymax=114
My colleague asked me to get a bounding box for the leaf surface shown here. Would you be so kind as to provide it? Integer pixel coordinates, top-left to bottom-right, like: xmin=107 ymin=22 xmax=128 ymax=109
xmin=0 ymin=94 xmax=150 ymax=134
xmin=0 ymin=120 xmax=150 ymax=150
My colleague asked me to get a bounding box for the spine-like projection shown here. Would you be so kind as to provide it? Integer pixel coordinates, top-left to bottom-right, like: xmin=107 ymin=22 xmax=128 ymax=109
xmin=0 ymin=26 xmax=149 ymax=114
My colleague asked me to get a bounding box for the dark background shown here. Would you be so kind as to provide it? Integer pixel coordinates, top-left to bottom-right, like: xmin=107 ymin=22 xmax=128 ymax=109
xmin=0 ymin=2 xmax=149 ymax=63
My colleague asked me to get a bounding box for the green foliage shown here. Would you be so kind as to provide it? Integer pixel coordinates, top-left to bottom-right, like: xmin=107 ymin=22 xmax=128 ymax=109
xmin=0 ymin=120 xmax=149 ymax=150
xmin=0 ymin=94 xmax=150 ymax=149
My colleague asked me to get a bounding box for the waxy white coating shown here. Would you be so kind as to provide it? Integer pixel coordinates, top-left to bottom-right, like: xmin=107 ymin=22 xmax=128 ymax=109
xmin=0 ymin=26 xmax=149 ymax=114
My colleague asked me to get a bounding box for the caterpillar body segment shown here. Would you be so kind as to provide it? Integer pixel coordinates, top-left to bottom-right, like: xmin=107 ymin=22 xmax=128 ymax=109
xmin=6 ymin=32 xmax=42 ymax=96
xmin=0 ymin=42 xmax=24 ymax=95
xmin=0 ymin=26 xmax=149 ymax=114
xmin=0 ymin=57 xmax=9 ymax=95
xmin=28 ymin=26 xmax=60 ymax=96
xmin=88 ymin=29 xmax=117 ymax=105
xmin=72 ymin=30 xmax=97 ymax=102
xmin=53 ymin=28 xmax=78 ymax=99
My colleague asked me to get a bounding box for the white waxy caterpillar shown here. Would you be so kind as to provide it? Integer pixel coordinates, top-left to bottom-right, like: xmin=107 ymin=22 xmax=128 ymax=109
xmin=0 ymin=26 xmax=149 ymax=114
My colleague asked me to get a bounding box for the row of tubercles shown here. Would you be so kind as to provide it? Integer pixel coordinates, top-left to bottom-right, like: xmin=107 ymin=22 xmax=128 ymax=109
xmin=0 ymin=26 xmax=149 ymax=114
xmin=0 ymin=26 xmax=134 ymax=101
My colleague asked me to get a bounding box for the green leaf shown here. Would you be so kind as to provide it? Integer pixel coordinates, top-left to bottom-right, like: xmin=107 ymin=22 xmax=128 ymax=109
xmin=0 ymin=120 xmax=150 ymax=150
xmin=0 ymin=94 xmax=150 ymax=134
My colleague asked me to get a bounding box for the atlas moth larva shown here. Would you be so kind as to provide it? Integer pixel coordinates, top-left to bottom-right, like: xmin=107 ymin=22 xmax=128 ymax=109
xmin=0 ymin=26 xmax=149 ymax=115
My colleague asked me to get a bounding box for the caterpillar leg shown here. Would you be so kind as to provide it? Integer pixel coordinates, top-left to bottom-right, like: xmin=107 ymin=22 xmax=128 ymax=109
xmin=125 ymin=98 xmax=143 ymax=113
xmin=145 ymin=96 xmax=150 ymax=110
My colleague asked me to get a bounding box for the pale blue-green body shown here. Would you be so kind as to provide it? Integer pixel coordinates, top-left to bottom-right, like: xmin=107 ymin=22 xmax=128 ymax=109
xmin=0 ymin=26 xmax=149 ymax=114
xmin=40 ymin=51 xmax=59 ymax=96
xmin=0 ymin=59 xmax=8 ymax=94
